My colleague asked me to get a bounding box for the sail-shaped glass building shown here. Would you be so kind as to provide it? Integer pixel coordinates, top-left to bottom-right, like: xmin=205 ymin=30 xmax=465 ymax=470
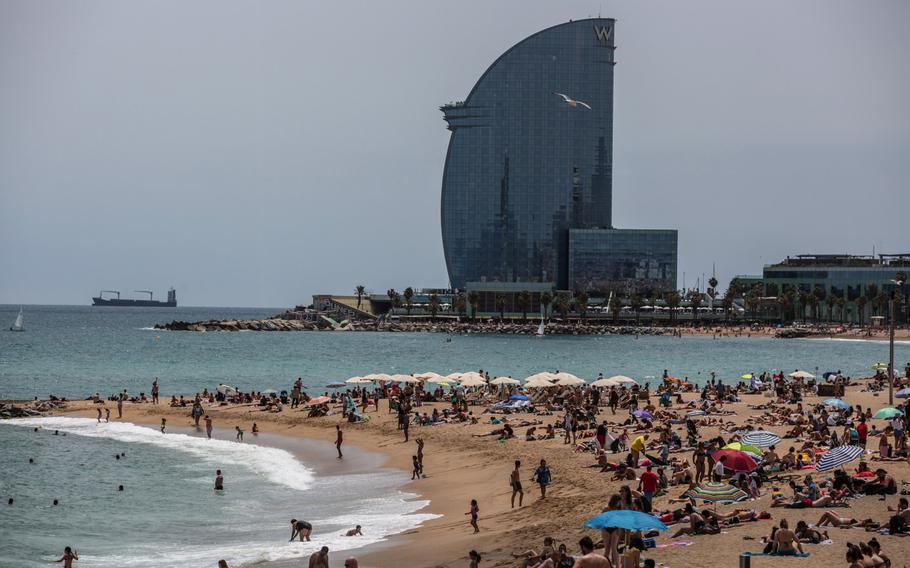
xmin=440 ymin=19 xmax=677 ymax=294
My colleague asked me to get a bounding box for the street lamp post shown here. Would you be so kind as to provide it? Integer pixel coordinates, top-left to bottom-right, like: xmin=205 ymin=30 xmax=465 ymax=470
xmin=888 ymin=291 xmax=895 ymax=406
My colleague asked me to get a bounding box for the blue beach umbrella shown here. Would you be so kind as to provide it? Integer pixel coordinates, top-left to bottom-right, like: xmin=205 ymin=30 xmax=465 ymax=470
xmin=874 ymin=407 xmax=905 ymax=420
xmin=510 ymin=394 xmax=530 ymax=401
xmin=742 ymin=431 xmax=781 ymax=448
xmin=585 ymin=510 xmax=668 ymax=532
xmin=816 ymin=445 xmax=864 ymax=472
xmin=823 ymin=398 xmax=850 ymax=410
xmin=895 ymin=388 xmax=910 ymax=399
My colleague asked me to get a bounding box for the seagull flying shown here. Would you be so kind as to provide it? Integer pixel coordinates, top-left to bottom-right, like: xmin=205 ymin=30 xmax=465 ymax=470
xmin=554 ymin=92 xmax=591 ymax=109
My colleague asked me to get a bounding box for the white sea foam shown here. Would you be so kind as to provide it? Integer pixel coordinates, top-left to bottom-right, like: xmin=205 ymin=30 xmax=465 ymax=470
xmin=6 ymin=417 xmax=313 ymax=490
xmin=805 ymin=337 xmax=910 ymax=346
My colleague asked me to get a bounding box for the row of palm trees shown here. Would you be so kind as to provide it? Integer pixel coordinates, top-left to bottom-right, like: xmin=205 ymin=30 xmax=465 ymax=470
xmin=768 ymin=275 xmax=907 ymax=325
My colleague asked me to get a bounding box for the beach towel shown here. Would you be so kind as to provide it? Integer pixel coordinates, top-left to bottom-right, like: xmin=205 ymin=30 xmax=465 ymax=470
xmin=741 ymin=552 xmax=811 ymax=557
xmin=653 ymin=541 xmax=693 ymax=549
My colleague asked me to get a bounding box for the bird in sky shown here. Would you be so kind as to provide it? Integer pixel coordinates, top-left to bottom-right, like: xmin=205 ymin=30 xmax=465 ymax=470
xmin=553 ymin=92 xmax=591 ymax=109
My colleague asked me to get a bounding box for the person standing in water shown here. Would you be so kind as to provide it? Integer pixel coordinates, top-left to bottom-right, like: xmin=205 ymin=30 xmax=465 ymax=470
xmin=54 ymin=546 xmax=78 ymax=567
xmin=160 ymin=418 xmax=166 ymax=434
xmin=214 ymin=469 xmax=224 ymax=491
xmin=235 ymin=426 xmax=243 ymax=442
xmin=510 ymin=460 xmax=524 ymax=508
xmin=290 ymin=519 xmax=312 ymax=541
xmin=96 ymin=408 xmax=102 ymax=423
xmin=416 ymin=438 xmax=425 ymax=476
xmin=335 ymin=425 xmax=343 ymax=459
xmin=116 ymin=393 xmax=123 ymax=419
xmin=205 ymin=415 xmax=213 ymax=439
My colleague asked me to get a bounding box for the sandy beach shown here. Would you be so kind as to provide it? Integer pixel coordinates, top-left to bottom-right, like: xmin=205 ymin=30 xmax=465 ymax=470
xmin=36 ymin=373 xmax=910 ymax=568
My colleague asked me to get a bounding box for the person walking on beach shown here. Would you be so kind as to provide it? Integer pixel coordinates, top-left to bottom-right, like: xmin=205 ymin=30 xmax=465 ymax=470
xmin=96 ymin=407 xmax=102 ymax=423
xmin=307 ymin=546 xmax=329 ymax=568
xmin=104 ymin=407 xmax=110 ymax=422
xmin=335 ymin=425 xmax=343 ymax=459
xmin=205 ymin=415 xmax=213 ymax=439
xmin=416 ymin=438 xmax=425 ymax=475
xmin=403 ymin=412 xmax=410 ymax=442
xmin=532 ymin=459 xmax=551 ymax=499
xmin=214 ymin=469 xmax=224 ymax=491
xmin=290 ymin=519 xmax=312 ymax=541
xmin=235 ymin=426 xmax=243 ymax=442
xmin=694 ymin=441 xmax=707 ymax=483
xmin=160 ymin=418 xmax=166 ymax=434
xmin=465 ymin=499 xmax=479 ymax=533
xmin=638 ymin=464 xmax=658 ymax=513
xmin=510 ymin=460 xmax=524 ymax=508
xmin=54 ymin=546 xmax=78 ymax=567
xmin=609 ymin=387 xmax=618 ymax=415
xmin=411 ymin=455 xmax=422 ymax=480
xmin=151 ymin=379 xmax=159 ymax=405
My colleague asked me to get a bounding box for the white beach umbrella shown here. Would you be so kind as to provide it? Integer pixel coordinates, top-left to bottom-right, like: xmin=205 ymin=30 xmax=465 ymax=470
xmin=414 ymin=372 xmax=444 ymax=382
xmin=554 ymin=373 xmax=586 ymax=387
xmin=525 ymin=372 xmax=556 ymax=384
xmin=369 ymin=373 xmax=391 ymax=383
xmin=457 ymin=371 xmax=485 ymax=383
xmin=459 ymin=375 xmax=488 ymax=387
xmin=346 ymin=376 xmax=373 ymax=384
xmin=526 ymin=377 xmax=556 ymax=388
xmin=445 ymin=372 xmax=465 ymax=381
xmin=217 ymin=384 xmax=238 ymax=396
xmin=426 ymin=375 xmax=454 ymax=384
xmin=491 ymin=376 xmax=521 ymax=386
xmin=391 ymin=374 xmax=420 ymax=383
xmin=607 ymin=375 xmax=637 ymax=385
xmin=590 ymin=378 xmax=616 ymax=388
xmin=788 ymin=370 xmax=815 ymax=379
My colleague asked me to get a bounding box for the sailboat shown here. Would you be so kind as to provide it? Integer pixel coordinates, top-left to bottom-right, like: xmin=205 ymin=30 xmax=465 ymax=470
xmin=10 ymin=307 xmax=24 ymax=332
xmin=536 ymin=317 xmax=545 ymax=337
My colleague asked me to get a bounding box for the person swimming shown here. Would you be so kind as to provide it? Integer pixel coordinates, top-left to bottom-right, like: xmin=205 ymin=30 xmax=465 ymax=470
xmin=344 ymin=525 xmax=362 ymax=536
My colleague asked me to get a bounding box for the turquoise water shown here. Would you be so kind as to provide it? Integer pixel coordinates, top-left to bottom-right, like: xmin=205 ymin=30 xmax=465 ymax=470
xmin=1 ymin=305 xmax=909 ymax=399
xmin=0 ymin=417 xmax=433 ymax=568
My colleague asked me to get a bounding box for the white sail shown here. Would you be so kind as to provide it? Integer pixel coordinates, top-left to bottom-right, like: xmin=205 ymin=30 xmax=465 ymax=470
xmin=11 ymin=308 xmax=24 ymax=331
xmin=536 ymin=318 xmax=545 ymax=336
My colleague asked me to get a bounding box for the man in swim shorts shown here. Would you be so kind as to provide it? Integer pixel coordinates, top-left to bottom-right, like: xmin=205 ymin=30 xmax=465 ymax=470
xmin=290 ymin=519 xmax=312 ymax=541
xmin=511 ymin=460 xmax=524 ymax=508
xmin=308 ymin=546 xmax=329 ymax=568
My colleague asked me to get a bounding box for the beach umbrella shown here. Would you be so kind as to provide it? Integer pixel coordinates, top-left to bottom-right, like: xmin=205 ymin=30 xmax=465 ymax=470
xmin=306 ymin=395 xmax=330 ymax=406
xmin=823 ymin=398 xmax=850 ymax=410
xmin=632 ymin=410 xmax=654 ymax=421
xmin=789 ymin=370 xmax=815 ymax=379
xmin=554 ymin=374 xmax=586 ymax=387
xmin=510 ymin=394 xmax=530 ymax=401
xmin=874 ymin=407 xmax=905 ymax=420
xmin=217 ymin=384 xmax=238 ymax=396
xmin=414 ymin=372 xmax=443 ymax=381
xmin=326 ymin=381 xmax=346 ymax=389
xmin=896 ymin=388 xmax=910 ymax=398
xmin=368 ymin=373 xmax=391 ymax=383
xmin=491 ymin=376 xmax=521 ymax=386
xmin=711 ymin=449 xmax=758 ymax=472
xmin=459 ymin=375 xmax=488 ymax=388
xmin=685 ymin=482 xmax=748 ymax=504
xmin=741 ymin=431 xmax=781 ymax=448
xmin=427 ymin=375 xmax=455 ymax=385
xmin=444 ymin=372 xmax=465 ymax=381
xmin=584 ymin=510 xmax=668 ymax=532
xmin=723 ymin=442 xmax=763 ymax=456
xmin=872 ymin=362 xmax=889 ymax=370
xmin=391 ymin=374 xmax=420 ymax=384
xmin=525 ymin=372 xmax=556 ymax=384
xmin=457 ymin=371 xmax=485 ymax=383
xmin=345 ymin=376 xmax=372 ymax=384
xmin=526 ymin=378 xmax=555 ymax=388
xmin=608 ymin=375 xmax=637 ymax=385
xmin=816 ymin=445 xmax=864 ymax=471
xmin=590 ymin=378 xmax=615 ymax=388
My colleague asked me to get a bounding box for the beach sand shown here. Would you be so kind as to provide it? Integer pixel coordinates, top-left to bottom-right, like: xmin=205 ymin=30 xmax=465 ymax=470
xmin=52 ymin=383 xmax=910 ymax=568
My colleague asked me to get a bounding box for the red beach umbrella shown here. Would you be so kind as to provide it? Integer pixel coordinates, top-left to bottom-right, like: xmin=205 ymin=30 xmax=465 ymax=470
xmin=712 ymin=449 xmax=758 ymax=472
xmin=307 ymin=395 xmax=330 ymax=406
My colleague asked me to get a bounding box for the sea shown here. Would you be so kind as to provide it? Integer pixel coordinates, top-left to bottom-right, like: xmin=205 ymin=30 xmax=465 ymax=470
xmin=1 ymin=304 xmax=909 ymax=567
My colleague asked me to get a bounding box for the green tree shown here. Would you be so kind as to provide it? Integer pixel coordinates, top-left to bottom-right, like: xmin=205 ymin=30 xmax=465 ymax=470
xmin=516 ymin=290 xmax=531 ymax=321
xmin=836 ymin=296 xmax=846 ymax=323
xmin=665 ymin=291 xmax=681 ymax=324
xmin=854 ymin=294 xmax=867 ymax=325
xmin=722 ymin=290 xmax=735 ymax=323
xmin=866 ymin=283 xmax=879 ymax=316
xmin=609 ymin=292 xmax=623 ymax=322
xmin=812 ymin=285 xmax=825 ymax=322
xmin=539 ymin=291 xmax=553 ymax=319
xmin=553 ymin=295 xmax=570 ymax=319
xmin=403 ymin=287 xmax=415 ymax=315
xmin=825 ymin=292 xmax=837 ymax=323
xmin=745 ymin=288 xmax=762 ymax=320
xmin=495 ymin=295 xmax=506 ymax=321
xmin=355 ymin=285 xmax=366 ymax=310
xmin=874 ymin=292 xmax=889 ymax=321
xmin=630 ymin=294 xmax=643 ymax=324
xmin=428 ymin=293 xmax=441 ymax=320
xmin=467 ymin=291 xmax=480 ymax=321
xmin=689 ymin=291 xmax=704 ymax=323
xmin=778 ymin=290 xmax=794 ymax=324
xmin=897 ymin=272 xmax=908 ymax=324
xmin=386 ymin=288 xmax=400 ymax=313
xmin=576 ymin=291 xmax=589 ymax=321
xmin=452 ymin=293 xmax=466 ymax=316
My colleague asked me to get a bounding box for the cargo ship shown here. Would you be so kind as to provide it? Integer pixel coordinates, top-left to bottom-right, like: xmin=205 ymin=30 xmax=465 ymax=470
xmin=92 ymin=288 xmax=177 ymax=307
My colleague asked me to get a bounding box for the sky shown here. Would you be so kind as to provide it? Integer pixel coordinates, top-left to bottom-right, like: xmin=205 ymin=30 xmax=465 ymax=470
xmin=1 ymin=0 xmax=908 ymax=307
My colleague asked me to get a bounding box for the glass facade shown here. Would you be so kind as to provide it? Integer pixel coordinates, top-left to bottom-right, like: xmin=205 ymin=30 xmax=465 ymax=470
xmin=568 ymin=229 xmax=678 ymax=294
xmin=440 ymin=19 xmax=617 ymax=289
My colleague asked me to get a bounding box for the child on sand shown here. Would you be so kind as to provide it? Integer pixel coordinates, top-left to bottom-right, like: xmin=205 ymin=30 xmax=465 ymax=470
xmin=411 ymin=455 xmax=422 ymax=480
xmin=465 ymin=499 xmax=479 ymax=533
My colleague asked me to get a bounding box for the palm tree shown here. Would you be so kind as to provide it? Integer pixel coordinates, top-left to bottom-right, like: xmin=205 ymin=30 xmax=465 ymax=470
xmin=576 ymin=291 xmax=589 ymax=321
xmin=453 ymin=293 xmax=466 ymax=316
xmin=745 ymin=289 xmax=761 ymax=320
xmin=495 ymin=295 xmax=506 ymax=321
xmin=516 ymin=290 xmax=531 ymax=321
xmin=866 ymin=284 xmax=879 ymax=317
xmin=554 ymin=295 xmax=570 ymax=319
xmin=386 ymin=288 xmax=400 ymax=313
xmin=812 ymin=285 xmax=825 ymax=322
xmin=707 ymin=277 xmax=718 ymax=311
xmin=854 ymin=295 xmax=867 ymax=325
xmin=796 ymin=290 xmax=809 ymax=322
xmin=665 ymin=291 xmax=681 ymax=324
xmin=468 ymin=291 xmax=480 ymax=321
xmin=874 ymin=292 xmax=889 ymax=322
xmin=722 ymin=292 xmax=734 ymax=323
xmin=778 ymin=291 xmax=794 ymax=324
xmin=403 ymin=287 xmax=415 ymax=315
xmin=825 ymin=293 xmax=836 ymax=323
xmin=836 ymin=296 xmax=846 ymax=323
xmin=609 ymin=292 xmax=623 ymax=322
xmin=428 ymin=293 xmax=441 ymax=320
xmin=689 ymin=291 xmax=703 ymax=323
xmin=539 ymin=291 xmax=553 ymax=319
xmin=630 ymin=294 xmax=643 ymax=324
xmin=355 ymin=285 xmax=366 ymax=310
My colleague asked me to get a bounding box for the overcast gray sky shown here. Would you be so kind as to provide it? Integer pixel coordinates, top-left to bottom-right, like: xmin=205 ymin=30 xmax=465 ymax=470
xmin=1 ymin=0 xmax=908 ymax=307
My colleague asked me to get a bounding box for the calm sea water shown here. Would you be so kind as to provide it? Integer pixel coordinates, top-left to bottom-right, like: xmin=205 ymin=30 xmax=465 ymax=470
xmin=1 ymin=305 xmax=908 ymax=400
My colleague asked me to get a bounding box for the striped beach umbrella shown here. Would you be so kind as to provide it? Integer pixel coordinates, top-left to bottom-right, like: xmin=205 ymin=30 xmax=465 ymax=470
xmin=816 ymin=445 xmax=864 ymax=472
xmin=685 ymin=482 xmax=748 ymax=504
xmin=741 ymin=431 xmax=781 ymax=448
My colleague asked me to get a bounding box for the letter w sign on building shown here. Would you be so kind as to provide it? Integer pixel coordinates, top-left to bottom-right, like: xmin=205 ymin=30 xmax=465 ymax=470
xmin=594 ymin=25 xmax=613 ymax=43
